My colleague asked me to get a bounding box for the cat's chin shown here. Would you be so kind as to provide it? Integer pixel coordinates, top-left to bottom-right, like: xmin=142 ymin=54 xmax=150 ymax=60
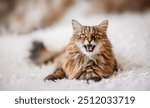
xmin=83 ymin=51 xmax=96 ymax=58
xmin=76 ymin=42 xmax=99 ymax=57
xmin=81 ymin=47 xmax=98 ymax=57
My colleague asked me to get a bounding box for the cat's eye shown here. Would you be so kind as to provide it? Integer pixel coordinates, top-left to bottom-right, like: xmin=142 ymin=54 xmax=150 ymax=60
xmin=93 ymin=34 xmax=100 ymax=39
xmin=80 ymin=34 xmax=86 ymax=38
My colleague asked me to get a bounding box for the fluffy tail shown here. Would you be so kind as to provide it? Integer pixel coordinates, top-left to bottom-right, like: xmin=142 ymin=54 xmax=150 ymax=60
xmin=29 ymin=41 xmax=59 ymax=66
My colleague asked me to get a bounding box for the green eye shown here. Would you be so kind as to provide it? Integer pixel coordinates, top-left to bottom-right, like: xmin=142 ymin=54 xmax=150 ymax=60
xmin=80 ymin=34 xmax=86 ymax=38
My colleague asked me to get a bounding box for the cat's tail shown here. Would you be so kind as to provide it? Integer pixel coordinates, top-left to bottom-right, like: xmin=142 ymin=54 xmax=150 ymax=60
xmin=29 ymin=41 xmax=62 ymax=66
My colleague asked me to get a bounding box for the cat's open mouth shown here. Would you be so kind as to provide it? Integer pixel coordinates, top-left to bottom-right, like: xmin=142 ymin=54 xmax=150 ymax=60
xmin=84 ymin=44 xmax=95 ymax=52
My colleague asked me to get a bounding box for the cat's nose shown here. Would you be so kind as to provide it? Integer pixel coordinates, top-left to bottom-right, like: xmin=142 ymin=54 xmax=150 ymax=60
xmin=87 ymin=37 xmax=92 ymax=44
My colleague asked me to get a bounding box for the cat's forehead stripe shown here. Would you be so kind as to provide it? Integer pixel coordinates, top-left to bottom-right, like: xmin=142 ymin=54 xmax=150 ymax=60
xmin=83 ymin=26 xmax=96 ymax=35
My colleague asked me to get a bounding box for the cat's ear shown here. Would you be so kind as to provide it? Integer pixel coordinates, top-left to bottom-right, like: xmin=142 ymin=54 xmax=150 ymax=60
xmin=98 ymin=20 xmax=108 ymax=31
xmin=72 ymin=19 xmax=82 ymax=33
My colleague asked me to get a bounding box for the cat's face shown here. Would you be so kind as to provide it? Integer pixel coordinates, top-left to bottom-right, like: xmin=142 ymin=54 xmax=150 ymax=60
xmin=72 ymin=19 xmax=109 ymax=57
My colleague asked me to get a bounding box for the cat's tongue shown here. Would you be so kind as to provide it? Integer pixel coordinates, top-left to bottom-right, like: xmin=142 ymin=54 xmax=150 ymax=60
xmin=85 ymin=45 xmax=95 ymax=52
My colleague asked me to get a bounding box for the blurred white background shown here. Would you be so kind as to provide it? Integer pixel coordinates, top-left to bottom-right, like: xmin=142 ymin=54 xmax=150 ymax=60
xmin=0 ymin=0 xmax=150 ymax=90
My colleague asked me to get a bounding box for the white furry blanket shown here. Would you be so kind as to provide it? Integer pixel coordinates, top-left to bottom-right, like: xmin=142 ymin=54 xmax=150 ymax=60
xmin=0 ymin=3 xmax=150 ymax=90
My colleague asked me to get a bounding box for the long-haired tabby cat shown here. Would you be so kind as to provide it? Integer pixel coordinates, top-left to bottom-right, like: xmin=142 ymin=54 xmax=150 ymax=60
xmin=30 ymin=19 xmax=118 ymax=82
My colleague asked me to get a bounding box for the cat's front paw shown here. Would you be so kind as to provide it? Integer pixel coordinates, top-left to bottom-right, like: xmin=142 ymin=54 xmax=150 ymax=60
xmin=90 ymin=77 xmax=102 ymax=82
xmin=44 ymin=75 xmax=56 ymax=82
xmin=86 ymin=77 xmax=102 ymax=84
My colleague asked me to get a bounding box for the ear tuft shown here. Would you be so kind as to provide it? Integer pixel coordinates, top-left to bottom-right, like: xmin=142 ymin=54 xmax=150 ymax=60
xmin=98 ymin=20 xmax=108 ymax=30
xmin=72 ymin=19 xmax=82 ymax=33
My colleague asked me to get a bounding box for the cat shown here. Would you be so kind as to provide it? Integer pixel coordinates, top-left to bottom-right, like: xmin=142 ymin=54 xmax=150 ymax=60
xmin=30 ymin=19 xmax=118 ymax=82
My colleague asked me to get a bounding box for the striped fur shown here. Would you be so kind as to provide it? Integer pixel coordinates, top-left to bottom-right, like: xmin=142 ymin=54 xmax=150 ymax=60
xmin=30 ymin=19 xmax=118 ymax=82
